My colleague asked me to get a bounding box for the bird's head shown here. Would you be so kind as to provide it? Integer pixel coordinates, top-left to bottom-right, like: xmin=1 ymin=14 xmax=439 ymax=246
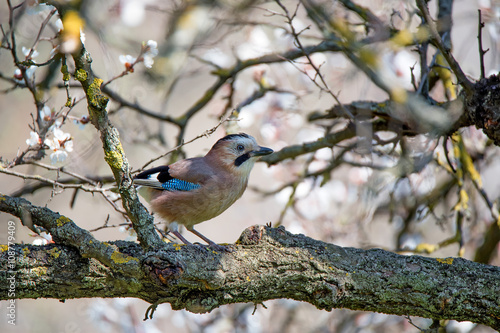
xmin=206 ymin=133 xmax=273 ymax=175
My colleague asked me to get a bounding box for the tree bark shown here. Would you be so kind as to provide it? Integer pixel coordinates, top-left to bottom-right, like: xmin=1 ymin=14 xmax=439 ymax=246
xmin=1 ymin=223 xmax=499 ymax=329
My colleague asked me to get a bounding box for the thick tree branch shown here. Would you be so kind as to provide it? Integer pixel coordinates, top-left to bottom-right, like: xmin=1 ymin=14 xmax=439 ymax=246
xmin=0 ymin=194 xmax=141 ymax=277
xmin=0 ymin=224 xmax=499 ymax=329
xmin=309 ymin=98 xmax=472 ymax=134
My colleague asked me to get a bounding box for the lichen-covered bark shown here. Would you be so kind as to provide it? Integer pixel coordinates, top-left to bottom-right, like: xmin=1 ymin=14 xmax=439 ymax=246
xmin=1 ymin=224 xmax=499 ymax=329
xmin=0 ymin=193 xmax=141 ymax=277
xmin=69 ymin=45 xmax=163 ymax=250
xmin=465 ymin=75 xmax=500 ymax=145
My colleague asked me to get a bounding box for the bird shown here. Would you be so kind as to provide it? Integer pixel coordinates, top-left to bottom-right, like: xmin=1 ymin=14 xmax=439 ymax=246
xmin=134 ymin=133 xmax=273 ymax=246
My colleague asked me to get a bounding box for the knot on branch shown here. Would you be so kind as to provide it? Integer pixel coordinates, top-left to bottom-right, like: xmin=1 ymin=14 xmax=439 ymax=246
xmin=466 ymin=75 xmax=500 ymax=144
xmin=143 ymin=253 xmax=185 ymax=286
xmin=153 ymin=265 xmax=184 ymax=285
xmin=312 ymin=282 xmax=341 ymax=310
xmin=237 ymin=225 xmax=289 ymax=246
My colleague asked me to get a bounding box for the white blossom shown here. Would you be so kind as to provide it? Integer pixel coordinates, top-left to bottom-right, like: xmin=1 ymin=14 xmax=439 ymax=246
xmin=39 ymin=105 xmax=52 ymax=121
xmin=49 ymin=150 xmax=68 ymax=163
xmin=55 ymin=18 xmax=63 ymax=31
xmin=26 ymin=2 xmax=55 ymax=16
xmin=32 ymin=232 xmax=52 ymax=245
xmin=80 ymin=29 xmax=86 ymax=45
xmin=25 ymin=66 xmax=37 ymax=79
xmin=44 ymin=137 xmax=60 ymax=151
xmin=26 ymin=131 xmax=40 ymax=146
xmin=49 ymin=45 xmax=60 ymax=58
xmin=22 ymin=46 xmax=39 ymax=59
xmin=13 ymin=68 xmax=22 ymax=81
xmin=63 ymin=139 xmax=73 ymax=152
xmin=44 ymin=127 xmax=73 ymax=164
xmin=32 ymin=238 xmax=48 ymax=246
xmin=53 ymin=127 xmax=71 ymax=143
xmin=13 ymin=66 xmax=37 ymax=82
xmin=143 ymin=40 xmax=158 ymax=68
xmin=119 ymin=54 xmax=137 ymax=68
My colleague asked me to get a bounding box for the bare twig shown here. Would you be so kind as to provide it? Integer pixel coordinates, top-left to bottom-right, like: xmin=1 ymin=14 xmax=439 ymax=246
xmin=1 ymin=164 xmax=127 ymax=213
xmin=27 ymin=7 xmax=57 ymax=59
xmin=135 ymin=114 xmax=235 ymax=173
xmin=274 ymin=0 xmax=354 ymax=119
xmin=478 ymin=10 xmax=488 ymax=80
xmin=416 ymin=0 xmax=474 ymax=95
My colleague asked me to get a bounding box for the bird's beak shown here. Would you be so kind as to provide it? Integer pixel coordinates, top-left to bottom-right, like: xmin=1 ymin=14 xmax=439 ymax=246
xmin=251 ymin=146 xmax=273 ymax=157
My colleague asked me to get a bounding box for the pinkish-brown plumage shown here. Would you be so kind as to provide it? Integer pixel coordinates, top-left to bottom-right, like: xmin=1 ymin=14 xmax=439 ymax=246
xmin=134 ymin=133 xmax=273 ymax=245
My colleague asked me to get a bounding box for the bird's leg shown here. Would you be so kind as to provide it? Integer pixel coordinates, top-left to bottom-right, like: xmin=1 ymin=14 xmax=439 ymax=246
xmin=171 ymin=230 xmax=192 ymax=245
xmin=170 ymin=223 xmax=229 ymax=251
xmin=187 ymin=226 xmax=231 ymax=251
xmin=168 ymin=222 xmax=192 ymax=245
xmin=187 ymin=226 xmax=218 ymax=246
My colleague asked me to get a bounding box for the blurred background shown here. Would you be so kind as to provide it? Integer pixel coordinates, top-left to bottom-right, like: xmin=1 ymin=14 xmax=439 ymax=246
xmin=1 ymin=0 xmax=499 ymax=332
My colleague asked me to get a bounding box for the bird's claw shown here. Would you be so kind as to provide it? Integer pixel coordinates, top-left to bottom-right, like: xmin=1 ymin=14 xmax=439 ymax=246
xmin=209 ymin=243 xmax=233 ymax=252
xmin=191 ymin=242 xmax=232 ymax=252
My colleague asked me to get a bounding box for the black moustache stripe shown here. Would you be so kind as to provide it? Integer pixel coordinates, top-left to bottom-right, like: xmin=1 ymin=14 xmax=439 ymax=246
xmin=234 ymin=153 xmax=251 ymax=167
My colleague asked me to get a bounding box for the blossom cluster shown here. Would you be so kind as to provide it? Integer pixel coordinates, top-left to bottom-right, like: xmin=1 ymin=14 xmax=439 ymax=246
xmin=26 ymin=106 xmax=74 ymax=164
xmin=119 ymin=40 xmax=158 ymax=71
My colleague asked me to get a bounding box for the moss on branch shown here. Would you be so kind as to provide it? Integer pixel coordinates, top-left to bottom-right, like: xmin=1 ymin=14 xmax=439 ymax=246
xmin=69 ymin=45 xmax=163 ymax=249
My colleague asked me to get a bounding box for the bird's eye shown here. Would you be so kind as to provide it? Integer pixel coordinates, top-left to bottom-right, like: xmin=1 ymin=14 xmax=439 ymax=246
xmin=237 ymin=144 xmax=244 ymax=151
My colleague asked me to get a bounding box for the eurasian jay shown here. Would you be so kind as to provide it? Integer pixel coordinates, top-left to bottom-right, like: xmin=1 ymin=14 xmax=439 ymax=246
xmin=134 ymin=133 xmax=273 ymax=245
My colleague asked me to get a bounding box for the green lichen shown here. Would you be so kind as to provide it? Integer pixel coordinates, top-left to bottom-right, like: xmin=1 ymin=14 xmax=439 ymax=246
xmin=436 ymin=257 xmax=454 ymax=265
xmin=47 ymin=247 xmax=61 ymax=259
xmin=61 ymin=64 xmax=71 ymax=81
xmin=56 ymin=216 xmax=71 ymax=227
xmin=173 ymin=243 xmax=184 ymax=251
xmin=104 ymin=149 xmax=123 ymax=169
xmin=113 ymin=277 xmax=142 ymax=294
xmin=82 ymin=276 xmax=107 ymax=289
xmin=22 ymin=247 xmax=30 ymax=256
xmin=110 ymin=250 xmax=139 ymax=264
xmin=87 ymin=78 xmax=108 ymax=110
xmin=75 ymin=68 xmax=87 ymax=82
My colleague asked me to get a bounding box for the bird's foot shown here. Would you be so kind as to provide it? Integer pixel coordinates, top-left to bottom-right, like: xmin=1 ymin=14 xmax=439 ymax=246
xmin=208 ymin=242 xmax=233 ymax=252
xmin=192 ymin=241 xmax=232 ymax=252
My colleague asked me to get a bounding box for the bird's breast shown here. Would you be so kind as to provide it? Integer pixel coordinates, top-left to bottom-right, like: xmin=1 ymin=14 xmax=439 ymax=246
xmin=149 ymin=173 xmax=249 ymax=227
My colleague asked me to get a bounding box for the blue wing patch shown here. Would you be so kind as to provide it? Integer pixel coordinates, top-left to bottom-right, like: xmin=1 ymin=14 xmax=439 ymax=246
xmin=161 ymin=179 xmax=201 ymax=192
xmin=135 ymin=166 xmax=200 ymax=192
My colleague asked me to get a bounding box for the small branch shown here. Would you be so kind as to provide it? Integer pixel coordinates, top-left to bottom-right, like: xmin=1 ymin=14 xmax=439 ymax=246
xmin=477 ymin=10 xmax=488 ymax=80
xmin=1 ymin=166 xmax=128 ymax=217
xmin=0 ymin=167 xmax=101 ymax=193
xmin=9 ymin=175 xmax=115 ymax=197
xmin=134 ymin=115 xmax=233 ymax=173
xmin=275 ymin=0 xmax=354 ymax=119
xmin=27 ymin=7 xmax=57 ymax=59
xmin=172 ymin=40 xmax=345 ymax=144
xmin=416 ymin=0 xmax=474 ymax=95
xmin=261 ymin=123 xmax=357 ymax=165
xmin=102 ymin=85 xmax=179 ymax=125
xmin=70 ymin=44 xmax=164 ymax=249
